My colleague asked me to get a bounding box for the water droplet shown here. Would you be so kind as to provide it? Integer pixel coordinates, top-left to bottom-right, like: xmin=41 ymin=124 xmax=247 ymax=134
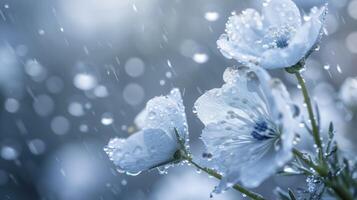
xmin=125 ymin=57 xmax=145 ymax=77
xmin=123 ymin=83 xmax=145 ymax=106
xmin=192 ymin=53 xmax=209 ymax=64
xmin=204 ymin=11 xmax=219 ymax=22
xmin=4 ymin=98 xmax=20 ymax=113
xmin=51 ymin=116 xmax=70 ymax=135
xmin=73 ymin=73 xmax=97 ymax=91
xmin=101 ymin=112 xmax=114 ymax=126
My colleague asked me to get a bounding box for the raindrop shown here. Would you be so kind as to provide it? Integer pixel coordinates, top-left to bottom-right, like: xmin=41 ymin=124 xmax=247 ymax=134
xmin=101 ymin=112 xmax=114 ymax=126
xmin=165 ymin=71 xmax=172 ymax=79
xmin=73 ymin=73 xmax=98 ymax=91
xmin=123 ymin=83 xmax=145 ymax=106
xmin=79 ymin=124 xmax=89 ymax=132
xmin=38 ymin=29 xmax=45 ymax=35
xmin=4 ymin=98 xmax=20 ymax=113
xmin=27 ymin=139 xmax=46 ymax=155
xmin=51 ymin=116 xmax=70 ymax=135
xmin=1 ymin=145 xmax=19 ymax=160
xmin=348 ymin=0 xmax=357 ymax=20
xmin=336 ymin=64 xmax=342 ymax=73
xmin=345 ymin=31 xmax=357 ymax=54
xmin=121 ymin=179 xmax=127 ymax=186
xmin=323 ymin=64 xmax=330 ymax=70
xmin=192 ymin=53 xmax=209 ymax=64
xmin=159 ymin=80 xmax=165 ymax=86
xmin=204 ymin=11 xmax=219 ymax=21
xmin=25 ymin=59 xmax=47 ymax=82
xmin=68 ymin=102 xmax=85 ymax=117
xmin=33 ymin=94 xmax=54 ymax=117
xmin=124 ymin=57 xmax=145 ymax=77
xmin=46 ymin=76 xmax=64 ymax=94
xmin=94 ymin=85 xmax=109 ymax=98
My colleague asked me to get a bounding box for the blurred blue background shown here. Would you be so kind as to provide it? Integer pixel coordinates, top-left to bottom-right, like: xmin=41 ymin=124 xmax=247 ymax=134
xmin=0 ymin=0 xmax=356 ymax=199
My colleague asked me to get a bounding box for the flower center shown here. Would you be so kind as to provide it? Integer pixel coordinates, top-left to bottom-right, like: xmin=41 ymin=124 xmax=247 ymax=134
xmin=275 ymin=37 xmax=289 ymax=49
xmin=251 ymin=121 xmax=276 ymax=141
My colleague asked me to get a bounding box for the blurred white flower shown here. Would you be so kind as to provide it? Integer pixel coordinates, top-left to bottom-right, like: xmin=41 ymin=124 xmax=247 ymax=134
xmin=339 ymin=76 xmax=357 ymax=111
xmin=150 ymin=168 xmax=236 ymax=200
xmin=217 ymin=0 xmax=327 ymax=69
xmin=104 ymin=88 xmax=188 ymax=175
xmin=194 ymin=66 xmax=299 ymax=191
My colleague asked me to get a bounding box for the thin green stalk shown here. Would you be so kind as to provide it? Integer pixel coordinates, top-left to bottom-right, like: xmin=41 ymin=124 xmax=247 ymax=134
xmin=292 ymin=148 xmax=328 ymax=177
xmin=186 ymin=157 xmax=265 ymax=200
xmin=294 ymin=72 xmax=323 ymax=153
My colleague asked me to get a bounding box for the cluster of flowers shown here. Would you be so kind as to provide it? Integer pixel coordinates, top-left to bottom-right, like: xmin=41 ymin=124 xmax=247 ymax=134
xmin=105 ymin=0 xmax=357 ymax=199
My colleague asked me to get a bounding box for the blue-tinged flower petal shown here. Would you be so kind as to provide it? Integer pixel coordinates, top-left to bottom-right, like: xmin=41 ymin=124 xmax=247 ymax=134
xmin=195 ymin=66 xmax=298 ymax=191
xmin=262 ymin=0 xmax=302 ymax=30
xmin=106 ymin=129 xmax=178 ymax=175
xmin=217 ymin=1 xmax=327 ymax=69
xmin=217 ymin=9 xmax=265 ymax=65
xmin=106 ymin=88 xmax=188 ymax=174
xmin=260 ymin=6 xmax=326 ymax=69
xmin=135 ymin=88 xmax=188 ymax=140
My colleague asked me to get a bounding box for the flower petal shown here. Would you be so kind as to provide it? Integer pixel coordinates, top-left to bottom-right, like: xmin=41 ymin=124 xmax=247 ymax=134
xmin=217 ymin=9 xmax=265 ymax=65
xmin=135 ymin=88 xmax=188 ymax=140
xmin=262 ymin=0 xmax=302 ymax=30
xmin=196 ymin=66 xmax=297 ymax=191
xmin=194 ymin=67 xmax=269 ymax=126
xmin=106 ymin=128 xmax=177 ymax=174
xmin=260 ymin=6 xmax=326 ymax=69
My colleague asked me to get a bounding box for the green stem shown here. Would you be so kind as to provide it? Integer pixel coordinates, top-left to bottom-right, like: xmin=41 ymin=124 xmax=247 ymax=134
xmin=186 ymin=157 xmax=265 ymax=200
xmin=325 ymin=180 xmax=354 ymax=200
xmin=294 ymin=72 xmax=323 ymax=153
xmin=292 ymin=148 xmax=328 ymax=176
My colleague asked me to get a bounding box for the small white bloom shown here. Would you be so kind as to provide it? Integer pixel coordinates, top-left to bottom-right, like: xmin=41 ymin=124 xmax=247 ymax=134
xmin=104 ymin=88 xmax=188 ymax=175
xmin=194 ymin=66 xmax=299 ymax=191
xmin=217 ymin=0 xmax=327 ymax=69
xmin=339 ymin=76 xmax=357 ymax=112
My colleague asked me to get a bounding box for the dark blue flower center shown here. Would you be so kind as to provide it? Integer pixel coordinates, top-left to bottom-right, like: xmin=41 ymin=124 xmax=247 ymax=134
xmin=276 ymin=37 xmax=289 ymax=49
xmin=251 ymin=121 xmax=275 ymax=141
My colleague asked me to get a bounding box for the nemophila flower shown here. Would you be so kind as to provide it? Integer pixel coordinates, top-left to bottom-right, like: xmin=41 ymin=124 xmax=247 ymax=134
xmin=339 ymin=76 xmax=357 ymax=112
xmin=194 ymin=66 xmax=300 ymax=191
xmin=104 ymin=88 xmax=188 ymax=175
xmin=217 ymin=0 xmax=327 ymax=69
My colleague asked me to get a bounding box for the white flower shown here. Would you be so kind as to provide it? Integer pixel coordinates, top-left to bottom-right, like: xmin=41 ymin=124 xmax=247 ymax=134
xmin=104 ymin=88 xmax=188 ymax=175
xmin=217 ymin=0 xmax=327 ymax=69
xmin=339 ymin=76 xmax=357 ymax=112
xmin=150 ymin=168 xmax=236 ymax=200
xmin=194 ymin=66 xmax=299 ymax=191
